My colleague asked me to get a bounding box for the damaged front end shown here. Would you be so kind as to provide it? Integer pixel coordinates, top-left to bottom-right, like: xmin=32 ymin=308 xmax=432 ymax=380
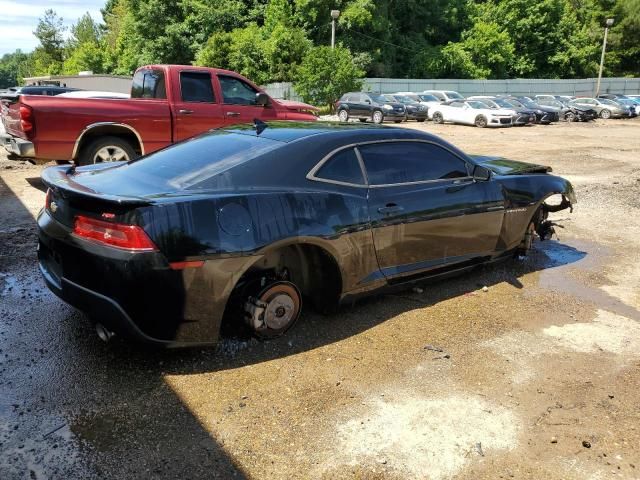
xmin=519 ymin=193 xmax=574 ymax=254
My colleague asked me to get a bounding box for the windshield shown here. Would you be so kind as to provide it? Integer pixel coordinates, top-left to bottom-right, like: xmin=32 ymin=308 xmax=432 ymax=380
xmin=518 ymin=98 xmax=538 ymax=108
xmin=394 ymin=95 xmax=413 ymax=103
xmin=418 ymin=94 xmax=439 ymax=102
xmin=467 ymin=101 xmax=489 ymax=109
xmin=446 ymin=91 xmax=464 ymax=99
xmin=492 ymin=98 xmax=514 ymax=108
xmin=370 ymin=94 xmax=389 ymax=104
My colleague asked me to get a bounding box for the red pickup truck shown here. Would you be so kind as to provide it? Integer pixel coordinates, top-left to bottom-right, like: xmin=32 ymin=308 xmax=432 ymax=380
xmin=1 ymin=65 xmax=317 ymax=165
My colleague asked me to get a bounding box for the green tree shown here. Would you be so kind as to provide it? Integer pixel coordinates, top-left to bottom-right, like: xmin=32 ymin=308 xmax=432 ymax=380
xmin=33 ymin=9 xmax=65 ymax=62
xmin=294 ymin=45 xmax=364 ymax=108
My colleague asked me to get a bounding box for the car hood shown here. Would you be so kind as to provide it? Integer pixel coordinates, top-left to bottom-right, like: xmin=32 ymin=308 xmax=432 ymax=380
xmin=274 ymin=99 xmax=319 ymax=112
xmin=470 ymin=155 xmax=552 ymax=175
xmin=484 ymin=108 xmax=513 ymax=116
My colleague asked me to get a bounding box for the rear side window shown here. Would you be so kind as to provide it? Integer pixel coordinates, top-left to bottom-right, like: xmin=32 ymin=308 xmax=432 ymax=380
xmin=359 ymin=141 xmax=468 ymax=185
xmin=131 ymin=69 xmax=167 ymax=99
xmin=180 ymin=72 xmax=215 ymax=102
xmin=315 ymin=148 xmax=364 ymax=185
xmin=218 ymin=75 xmax=258 ymax=105
xmin=85 ymin=131 xmax=280 ymax=191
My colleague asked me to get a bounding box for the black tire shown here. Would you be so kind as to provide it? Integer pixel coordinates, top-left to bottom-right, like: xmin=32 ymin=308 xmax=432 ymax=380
xmin=247 ymin=281 xmax=302 ymax=339
xmin=416 ymin=118 xmax=426 ymax=122
xmin=599 ymin=109 xmax=611 ymax=119
xmin=338 ymin=109 xmax=349 ymax=122
xmin=358 ymin=118 xmax=367 ymax=123
xmin=372 ymin=110 xmax=384 ymax=124
xmin=79 ymin=136 xmax=137 ymax=166
xmin=475 ymin=115 xmax=488 ymax=128
xmin=564 ymin=111 xmax=576 ymax=122
xmin=432 ymin=112 xmax=444 ymax=124
xmin=394 ymin=119 xmax=402 ymax=123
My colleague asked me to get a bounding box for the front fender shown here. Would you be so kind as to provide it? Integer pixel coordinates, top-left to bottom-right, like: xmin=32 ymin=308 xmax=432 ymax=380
xmin=496 ymin=174 xmax=575 ymax=251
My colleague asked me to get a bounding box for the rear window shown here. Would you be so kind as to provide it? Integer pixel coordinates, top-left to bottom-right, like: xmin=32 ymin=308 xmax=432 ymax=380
xmin=180 ymin=72 xmax=215 ymax=102
xmin=80 ymin=132 xmax=280 ymax=192
xmin=131 ymin=69 xmax=167 ymax=99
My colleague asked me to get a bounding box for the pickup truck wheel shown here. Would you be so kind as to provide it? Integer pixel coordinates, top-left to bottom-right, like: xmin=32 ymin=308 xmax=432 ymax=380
xmin=80 ymin=136 xmax=137 ymax=166
xmin=338 ymin=109 xmax=349 ymax=122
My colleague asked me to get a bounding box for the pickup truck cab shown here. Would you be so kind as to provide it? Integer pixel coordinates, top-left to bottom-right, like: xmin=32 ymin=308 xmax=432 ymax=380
xmin=1 ymin=65 xmax=317 ymax=164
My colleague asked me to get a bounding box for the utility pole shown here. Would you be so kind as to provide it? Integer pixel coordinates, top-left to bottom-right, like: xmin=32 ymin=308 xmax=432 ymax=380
xmin=331 ymin=10 xmax=340 ymax=48
xmin=595 ymin=18 xmax=614 ymax=98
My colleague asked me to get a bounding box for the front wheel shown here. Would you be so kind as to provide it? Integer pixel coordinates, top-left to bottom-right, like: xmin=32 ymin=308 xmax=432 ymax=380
xmin=372 ymin=110 xmax=384 ymax=124
xmin=600 ymin=109 xmax=611 ymax=119
xmin=245 ymin=281 xmax=302 ymax=339
xmin=80 ymin=136 xmax=137 ymax=166
xmin=432 ymin=112 xmax=444 ymax=124
xmin=338 ymin=109 xmax=349 ymax=122
xmin=564 ymin=111 xmax=576 ymax=122
xmin=475 ymin=115 xmax=488 ymax=128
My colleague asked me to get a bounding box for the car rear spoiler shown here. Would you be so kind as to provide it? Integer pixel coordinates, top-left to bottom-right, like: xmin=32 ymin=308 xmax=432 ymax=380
xmin=41 ymin=164 xmax=152 ymax=206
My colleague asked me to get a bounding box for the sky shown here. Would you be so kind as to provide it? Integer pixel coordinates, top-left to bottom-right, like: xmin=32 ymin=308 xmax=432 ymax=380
xmin=0 ymin=0 xmax=105 ymax=55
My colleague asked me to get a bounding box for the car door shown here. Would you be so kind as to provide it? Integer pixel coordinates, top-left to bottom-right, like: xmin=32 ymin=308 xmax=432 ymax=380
xmin=217 ymin=74 xmax=280 ymax=125
xmin=348 ymin=94 xmax=365 ymax=117
xmin=448 ymin=102 xmax=467 ymax=124
xmin=359 ymin=94 xmax=374 ymax=117
xmin=173 ymin=70 xmax=225 ymax=141
xmin=360 ymin=140 xmax=505 ymax=280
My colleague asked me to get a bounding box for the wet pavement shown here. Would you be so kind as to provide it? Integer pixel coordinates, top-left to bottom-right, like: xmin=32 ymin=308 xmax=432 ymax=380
xmin=1 ymin=119 xmax=640 ymax=479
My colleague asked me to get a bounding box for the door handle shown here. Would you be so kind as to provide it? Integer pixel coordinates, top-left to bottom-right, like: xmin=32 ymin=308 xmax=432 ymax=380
xmin=179 ymin=109 xmax=193 ymax=114
xmin=226 ymin=112 xmax=240 ymax=117
xmin=378 ymin=204 xmax=404 ymax=215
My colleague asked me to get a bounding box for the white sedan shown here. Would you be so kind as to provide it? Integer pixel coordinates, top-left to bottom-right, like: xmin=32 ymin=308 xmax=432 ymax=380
xmin=428 ymin=100 xmax=513 ymax=127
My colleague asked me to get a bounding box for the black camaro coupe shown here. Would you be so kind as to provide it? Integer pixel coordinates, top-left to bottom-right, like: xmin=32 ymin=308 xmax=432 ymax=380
xmin=38 ymin=121 xmax=575 ymax=346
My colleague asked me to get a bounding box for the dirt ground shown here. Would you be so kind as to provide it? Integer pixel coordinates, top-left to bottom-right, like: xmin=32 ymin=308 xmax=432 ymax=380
xmin=1 ymin=118 xmax=639 ymax=480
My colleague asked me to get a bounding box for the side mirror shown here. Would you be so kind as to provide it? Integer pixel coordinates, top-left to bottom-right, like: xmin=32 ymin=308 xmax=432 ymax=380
xmin=256 ymin=92 xmax=269 ymax=106
xmin=472 ymin=165 xmax=491 ymax=181
xmin=364 ymin=99 xmax=371 ymax=104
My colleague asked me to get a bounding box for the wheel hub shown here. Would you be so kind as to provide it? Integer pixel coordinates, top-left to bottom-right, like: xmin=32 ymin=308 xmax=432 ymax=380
xmin=263 ymin=294 xmax=295 ymax=329
xmin=94 ymin=146 xmax=129 ymax=163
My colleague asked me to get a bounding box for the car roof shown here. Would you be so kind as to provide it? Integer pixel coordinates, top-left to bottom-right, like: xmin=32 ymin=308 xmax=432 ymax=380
xmin=221 ymin=121 xmax=428 ymax=143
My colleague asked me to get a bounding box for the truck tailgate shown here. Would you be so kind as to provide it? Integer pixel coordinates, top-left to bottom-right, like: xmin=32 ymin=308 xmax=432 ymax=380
xmin=2 ymin=99 xmax=25 ymax=139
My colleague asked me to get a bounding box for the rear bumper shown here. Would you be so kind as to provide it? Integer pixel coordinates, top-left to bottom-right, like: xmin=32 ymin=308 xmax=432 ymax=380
xmin=36 ymin=208 xmax=239 ymax=347
xmin=1 ymin=133 xmax=35 ymax=157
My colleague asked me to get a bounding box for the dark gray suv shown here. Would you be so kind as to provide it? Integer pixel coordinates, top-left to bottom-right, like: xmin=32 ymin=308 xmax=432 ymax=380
xmin=336 ymin=92 xmax=406 ymax=124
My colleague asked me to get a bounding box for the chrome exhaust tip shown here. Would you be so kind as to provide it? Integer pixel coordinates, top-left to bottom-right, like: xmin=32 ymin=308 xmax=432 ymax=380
xmin=95 ymin=323 xmax=115 ymax=343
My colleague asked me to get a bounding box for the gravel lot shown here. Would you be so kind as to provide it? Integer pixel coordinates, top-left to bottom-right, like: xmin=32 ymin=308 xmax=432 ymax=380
xmin=1 ymin=118 xmax=640 ymax=479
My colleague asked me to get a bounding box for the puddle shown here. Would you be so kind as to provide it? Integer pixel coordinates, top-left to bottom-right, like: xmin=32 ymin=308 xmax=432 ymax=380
xmin=534 ymin=240 xmax=640 ymax=322
xmin=328 ymin=393 xmax=518 ymax=479
xmin=0 ymin=271 xmax=50 ymax=300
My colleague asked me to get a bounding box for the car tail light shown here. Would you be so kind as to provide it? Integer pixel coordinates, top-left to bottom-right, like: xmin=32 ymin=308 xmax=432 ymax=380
xmin=45 ymin=188 xmax=51 ymax=209
xmin=19 ymin=104 xmax=34 ymax=136
xmin=73 ymin=215 xmax=157 ymax=251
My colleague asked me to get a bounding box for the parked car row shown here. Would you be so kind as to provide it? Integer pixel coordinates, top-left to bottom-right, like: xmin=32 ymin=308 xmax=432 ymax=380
xmin=336 ymin=89 xmax=639 ymax=127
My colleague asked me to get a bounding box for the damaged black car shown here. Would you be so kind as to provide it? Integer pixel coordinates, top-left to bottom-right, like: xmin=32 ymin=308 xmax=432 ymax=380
xmin=37 ymin=121 xmax=575 ymax=347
